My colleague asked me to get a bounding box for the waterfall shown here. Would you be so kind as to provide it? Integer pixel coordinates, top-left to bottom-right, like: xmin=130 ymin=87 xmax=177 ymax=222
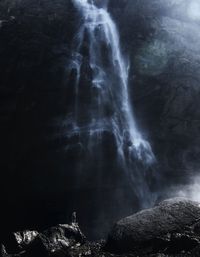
xmin=66 ymin=0 xmax=156 ymax=205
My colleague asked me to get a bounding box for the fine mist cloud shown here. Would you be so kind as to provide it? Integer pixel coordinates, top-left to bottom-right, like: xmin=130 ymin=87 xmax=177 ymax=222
xmin=172 ymin=175 xmax=200 ymax=203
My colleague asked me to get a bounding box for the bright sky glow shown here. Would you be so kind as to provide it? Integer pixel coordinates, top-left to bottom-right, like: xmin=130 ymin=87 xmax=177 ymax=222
xmin=188 ymin=1 xmax=200 ymax=20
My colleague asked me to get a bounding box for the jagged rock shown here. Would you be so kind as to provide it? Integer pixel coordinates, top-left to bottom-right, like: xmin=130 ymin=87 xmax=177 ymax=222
xmin=24 ymin=222 xmax=85 ymax=257
xmin=1 ymin=220 xmax=85 ymax=257
xmin=2 ymin=230 xmax=38 ymax=254
xmin=106 ymin=198 xmax=200 ymax=254
xmin=0 ymin=244 xmax=8 ymax=257
xmin=13 ymin=231 xmax=38 ymax=251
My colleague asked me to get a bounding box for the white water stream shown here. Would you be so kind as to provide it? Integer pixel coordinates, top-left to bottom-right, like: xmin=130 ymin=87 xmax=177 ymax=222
xmin=67 ymin=0 xmax=155 ymax=205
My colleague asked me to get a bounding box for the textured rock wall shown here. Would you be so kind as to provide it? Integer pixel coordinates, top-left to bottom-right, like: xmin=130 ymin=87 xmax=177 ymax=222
xmin=0 ymin=0 xmax=79 ymax=235
xmin=110 ymin=0 xmax=200 ymax=196
xmin=1 ymin=0 xmax=200 ymax=239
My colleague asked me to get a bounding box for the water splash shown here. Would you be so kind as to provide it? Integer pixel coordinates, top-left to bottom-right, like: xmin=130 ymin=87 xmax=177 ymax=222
xmin=66 ymin=0 xmax=155 ymax=204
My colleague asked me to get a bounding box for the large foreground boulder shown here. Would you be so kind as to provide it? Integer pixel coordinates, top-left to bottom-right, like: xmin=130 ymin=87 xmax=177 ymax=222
xmin=106 ymin=198 xmax=200 ymax=254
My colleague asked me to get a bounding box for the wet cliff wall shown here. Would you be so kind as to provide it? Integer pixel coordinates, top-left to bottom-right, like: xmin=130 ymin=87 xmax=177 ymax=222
xmin=1 ymin=0 xmax=200 ymax=239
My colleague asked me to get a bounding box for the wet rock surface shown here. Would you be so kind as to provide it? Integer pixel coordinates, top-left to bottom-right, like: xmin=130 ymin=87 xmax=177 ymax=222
xmin=1 ymin=221 xmax=86 ymax=257
xmin=1 ymin=0 xmax=200 ymax=241
xmin=113 ymin=0 xmax=200 ymax=197
xmin=106 ymin=198 xmax=200 ymax=255
xmin=3 ymin=230 xmax=38 ymax=254
xmin=0 ymin=0 xmax=139 ymax=239
xmin=2 ymin=199 xmax=200 ymax=256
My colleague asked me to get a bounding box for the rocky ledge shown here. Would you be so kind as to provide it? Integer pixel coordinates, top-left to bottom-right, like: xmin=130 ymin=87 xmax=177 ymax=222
xmin=2 ymin=198 xmax=200 ymax=257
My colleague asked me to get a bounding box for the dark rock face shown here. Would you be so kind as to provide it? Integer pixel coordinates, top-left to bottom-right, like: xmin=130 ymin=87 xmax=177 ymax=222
xmin=0 ymin=0 xmax=139 ymax=240
xmin=3 ymin=230 xmax=38 ymax=254
xmin=1 ymin=0 xmax=200 ymax=240
xmin=106 ymin=198 xmax=200 ymax=254
xmin=3 ymin=200 xmax=200 ymax=257
xmin=110 ymin=0 xmax=200 ymax=196
xmin=1 ymin=222 xmax=85 ymax=257
xmin=24 ymin=223 xmax=86 ymax=257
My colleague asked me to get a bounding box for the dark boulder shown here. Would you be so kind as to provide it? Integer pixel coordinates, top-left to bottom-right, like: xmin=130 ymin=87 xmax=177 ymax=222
xmin=2 ymin=230 xmax=38 ymax=254
xmin=1 ymin=220 xmax=85 ymax=257
xmin=106 ymin=198 xmax=200 ymax=254
xmin=0 ymin=244 xmax=8 ymax=257
xmin=21 ymin=222 xmax=85 ymax=257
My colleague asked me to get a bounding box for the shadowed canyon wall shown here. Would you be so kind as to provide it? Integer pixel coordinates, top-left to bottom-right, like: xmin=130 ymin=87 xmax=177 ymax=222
xmin=1 ymin=0 xmax=200 ymax=239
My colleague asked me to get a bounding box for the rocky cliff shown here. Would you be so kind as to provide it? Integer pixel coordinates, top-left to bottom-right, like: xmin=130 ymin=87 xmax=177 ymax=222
xmin=0 ymin=0 xmax=200 ymax=239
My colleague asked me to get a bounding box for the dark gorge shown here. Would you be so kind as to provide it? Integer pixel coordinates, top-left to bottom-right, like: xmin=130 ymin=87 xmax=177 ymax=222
xmin=1 ymin=0 xmax=200 ymax=245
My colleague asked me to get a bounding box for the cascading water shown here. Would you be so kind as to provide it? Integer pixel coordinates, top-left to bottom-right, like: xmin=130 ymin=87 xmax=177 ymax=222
xmin=66 ymin=0 xmax=156 ymax=206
